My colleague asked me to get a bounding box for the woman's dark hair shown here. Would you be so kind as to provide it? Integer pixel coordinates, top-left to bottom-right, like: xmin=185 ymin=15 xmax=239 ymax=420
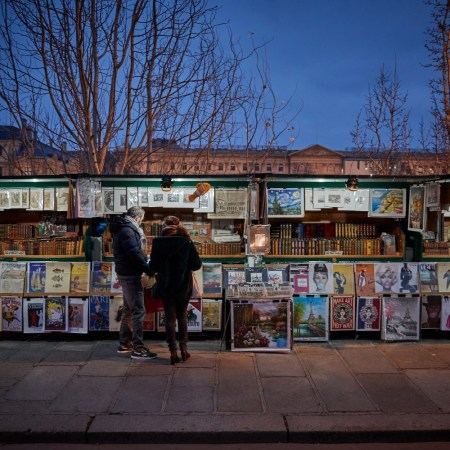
xmin=161 ymin=215 xmax=190 ymax=237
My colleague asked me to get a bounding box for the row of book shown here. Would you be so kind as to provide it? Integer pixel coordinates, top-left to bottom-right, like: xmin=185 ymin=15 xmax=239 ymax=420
xmin=269 ymin=238 xmax=383 ymax=256
xmin=195 ymin=242 xmax=242 ymax=256
xmin=0 ymin=237 xmax=83 ymax=256
xmin=423 ymin=241 xmax=450 ymax=256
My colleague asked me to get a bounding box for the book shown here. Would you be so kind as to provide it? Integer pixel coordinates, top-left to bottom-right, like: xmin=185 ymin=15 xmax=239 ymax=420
xmin=1 ymin=296 xmax=23 ymax=332
xmin=68 ymin=297 xmax=89 ymax=334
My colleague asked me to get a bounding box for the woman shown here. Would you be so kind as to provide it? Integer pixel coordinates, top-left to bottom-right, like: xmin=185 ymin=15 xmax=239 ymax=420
xmin=150 ymin=216 xmax=202 ymax=364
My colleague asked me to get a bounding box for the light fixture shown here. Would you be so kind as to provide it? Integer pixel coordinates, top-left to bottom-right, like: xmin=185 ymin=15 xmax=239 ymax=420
xmin=160 ymin=175 xmax=173 ymax=191
xmin=345 ymin=176 xmax=359 ymax=191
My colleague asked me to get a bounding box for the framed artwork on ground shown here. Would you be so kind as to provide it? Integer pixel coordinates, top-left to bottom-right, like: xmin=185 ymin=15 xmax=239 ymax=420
xmin=292 ymin=295 xmax=329 ymax=342
xmin=381 ymin=295 xmax=420 ymax=341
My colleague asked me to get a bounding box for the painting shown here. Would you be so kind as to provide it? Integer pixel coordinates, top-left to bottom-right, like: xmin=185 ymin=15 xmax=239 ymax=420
xmin=425 ymin=182 xmax=440 ymax=208
xmin=267 ymin=188 xmax=304 ymax=218
xmin=292 ymin=295 xmax=329 ymax=341
xmin=231 ymin=300 xmax=291 ymax=352
xmin=408 ymin=185 xmax=426 ymax=232
xmin=368 ymin=188 xmax=406 ymax=218
xmin=381 ymin=296 xmax=420 ymax=341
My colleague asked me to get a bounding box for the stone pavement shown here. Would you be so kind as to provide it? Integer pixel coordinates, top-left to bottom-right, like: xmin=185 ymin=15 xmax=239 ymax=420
xmin=0 ymin=337 xmax=450 ymax=445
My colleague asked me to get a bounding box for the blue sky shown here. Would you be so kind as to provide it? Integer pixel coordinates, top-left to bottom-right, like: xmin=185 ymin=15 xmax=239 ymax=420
xmin=213 ymin=0 xmax=434 ymax=150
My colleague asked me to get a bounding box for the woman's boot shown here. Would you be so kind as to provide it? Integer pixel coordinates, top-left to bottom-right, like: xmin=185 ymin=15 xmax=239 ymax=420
xmin=170 ymin=349 xmax=180 ymax=365
xmin=180 ymin=345 xmax=190 ymax=362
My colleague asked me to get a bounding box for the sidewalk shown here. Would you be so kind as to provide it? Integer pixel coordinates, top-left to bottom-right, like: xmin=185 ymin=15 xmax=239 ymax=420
xmin=0 ymin=337 xmax=450 ymax=445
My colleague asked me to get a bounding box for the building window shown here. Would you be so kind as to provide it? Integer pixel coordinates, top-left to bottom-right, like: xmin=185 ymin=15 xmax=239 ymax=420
xmin=230 ymin=163 xmax=236 ymax=171
xmin=182 ymin=163 xmax=187 ymax=171
xmin=208 ymin=164 xmax=213 ymax=171
xmin=170 ymin=162 xmax=175 ymax=170
xmin=242 ymin=163 xmax=247 ymax=171
xmin=254 ymin=163 xmax=260 ymax=172
xmin=195 ymin=164 xmax=200 ymax=171
xmin=278 ymin=164 xmax=284 ymax=172
xmin=266 ymin=163 xmax=272 ymax=172
xmin=218 ymin=163 xmax=224 ymax=171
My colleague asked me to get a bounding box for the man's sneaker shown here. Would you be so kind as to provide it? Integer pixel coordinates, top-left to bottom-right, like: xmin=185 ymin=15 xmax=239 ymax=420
xmin=117 ymin=343 xmax=132 ymax=354
xmin=131 ymin=346 xmax=157 ymax=360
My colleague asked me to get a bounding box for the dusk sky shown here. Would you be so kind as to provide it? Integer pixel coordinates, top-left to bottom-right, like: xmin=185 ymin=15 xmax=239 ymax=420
xmin=213 ymin=0 xmax=434 ymax=150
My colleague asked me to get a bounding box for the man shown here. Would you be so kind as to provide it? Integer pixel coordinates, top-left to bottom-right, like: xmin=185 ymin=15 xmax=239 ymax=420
xmin=110 ymin=206 xmax=157 ymax=360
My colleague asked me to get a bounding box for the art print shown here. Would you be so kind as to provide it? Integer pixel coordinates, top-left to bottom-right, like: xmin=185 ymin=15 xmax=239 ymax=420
xmin=126 ymin=187 xmax=139 ymax=209
xmin=91 ymin=262 xmax=112 ymax=294
xmin=0 ymin=189 xmax=10 ymax=209
xmin=381 ymin=296 xmax=420 ymax=341
xmin=290 ymin=263 xmax=310 ymax=294
xmin=425 ymin=182 xmax=440 ymax=208
xmin=1 ymin=296 xmax=22 ymax=331
xmin=304 ymin=188 xmax=320 ymax=210
xmin=437 ymin=261 xmax=450 ymax=293
xmin=148 ymin=188 xmax=166 ymax=206
xmin=9 ymin=189 xmax=22 ymax=209
xmin=202 ymin=262 xmax=222 ymax=295
xmin=222 ymin=267 xmax=245 ymax=288
xmin=292 ymin=295 xmax=329 ymax=341
xmin=441 ymin=295 xmax=450 ymax=331
xmin=330 ymin=295 xmax=355 ymax=331
xmin=356 ymin=297 xmax=381 ymax=331
xmin=0 ymin=262 xmax=27 ymax=294
xmin=267 ymin=188 xmax=304 ymax=218
xmin=89 ymin=295 xmax=110 ymax=331
xmin=374 ymin=262 xmax=402 ymax=294
xmin=231 ymin=300 xmax=291 ymax=352
xmin=23 ymin=297 xmax=45 ymax=333
xmin=27 ymin=262 xmax=46 ymax=294
xmin=324 ymin=188 xmax=347 ymax=208
xmin=43 ymin=187 xmax=55 ymax=210
xmin=194 ymin=187 xmax=215 ymax=213
xmin=368 ymin=188 xmax=406 ymax=218
xmin=44 ymin=296 xmax=68 ymax=332
xmin=68 ymin=297 xmax=88 ymax=334
xmin=408 ymin=185 xmax=426 ymax=231
xmin=113 ymin=187 xmax=127 ymax=213
xmin=187 ymin=298 xmax=202 ymax=332
xmin=55 ymin=187 xmax=69 ymax=211
xmin=202 ymin=298 xmax=222 ymax=331
xmin=332 ymin=263 xmax=355 ymax=295
xmin=397 ymin=262 xmax=419 ymax=293
xmin=70 ymin=262 xmax=90 ymax=294
xmin=109 ymin=296 xmax=123 ymax=332
xmin=207 ymin=188 xmax=247 ymax=219
xmin=308 ymin=262 xmax=333 ymax=294
xmin=418 ymin=263 xmax=439 ymax=293
xmin=354 ymin=263 xmax=376 ymax=295
xmin=102 ymin=188 xmax=115 ymax=214
xmin=45 ymin=261 xmax=71 ymax=293
xmin=28 ymin=188 xmax=44 ymax=211
xmin=138 ymin=187 xmax=150 ymax=206
xmin=421 ymin=295 xmax=442 ymax=330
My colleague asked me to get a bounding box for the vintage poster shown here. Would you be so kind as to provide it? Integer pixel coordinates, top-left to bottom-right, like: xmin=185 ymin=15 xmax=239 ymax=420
xmin=418 ymin=263 xmax=439 ymax=293
xmin=381 ymin=296 xmax=420 ymax=341
xmin=1 ymin=296 xmax=22 ymax=332
xmin=89 ymin=295 xmax=110 ymax=331
xmin=290 ymin=263 xmax=310 ymax=295
xmin=437 ymin=261 xmax=450 ymax=293
xmin=26 ymin=262 xmax=47 ymax=294
xmin=421 ymin=295 xmax=442 ymax=330
xmin=70 ymin=262 xmax=91 ymax=294
xmin=202 ymin=298 xmax=222 ymax=331
xmin=143 ymin=309 xmax=156 ymax=332
xmin=110 ymin=263 xmax=123 ymax=294
xmin=23 ymin=297 xmax=45 ymax=333
xmin=187 ymin=298 xmax=202 ymax=332
xmin=91 ymin=262 xmax=112 ymax=294
xmin=0 ymin=262 xmax=27 ymax=294
xmin=55 ymin=187 xmax=69 ymax=211
xmin=356 ymin=297 xmax=381 ymax=331
xmin=231 ymin=300 xmax=291 ymax=352
xmin=45 ymin=261 xmax=71 ymax=293
xmin=192 ymin=268 xmax=203 ymax=298
xmin=354 ymin=263 xmax=376 ymax=296
xmin=202 ymin=262 xmax=222 ymax=296
xmin=308 ymin=262 xmax=333 ymax=294
xmin=330 ymin=295 xmax=355 ymax=331
xmin=68 ymin=297 xmax=89 ymax=334
xmin=292 ymin=295 xmax=329 ymax=342
xmin=44 ymin=296 xmax=68 ymax=332
xmin=332 ymin=263 xmax=355 ymax=295
xmin=109 ymin=296 xmax=123 ymax=332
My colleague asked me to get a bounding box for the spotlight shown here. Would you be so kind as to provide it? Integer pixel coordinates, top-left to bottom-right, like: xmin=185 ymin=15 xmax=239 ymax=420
xmin=345 ymin=176 xmax=359 ymax=191
xmin=161 ymin=175 xmax=173 ymax=191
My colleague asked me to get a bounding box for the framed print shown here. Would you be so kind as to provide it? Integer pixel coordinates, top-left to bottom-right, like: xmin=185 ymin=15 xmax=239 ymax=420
xmin=408 ymin=185 xmax=426 ymax=232
xmin=202 ymin=262 xmax=223 ymax=296
xmin=0 ymin=189 xmax=10 ymax=209
xmin=1 ymin=296 xmax=23 ymax=332
xmin=437 ymin=261 xmax=450 ymax=293
xmin=324 ymin=188 xmax=347 ymax=208
xmin=308 ymin=262 xmax=333 ymax=294
xmin=356 ymin=297 xmax=381 ymax=331
xmin=374 ymin=262 xmax=402 ymax=294
xmin=231 ymin=299 xmax=291 ymax=352
xmin=290 ymin=263 xmax=310 ymax=295
xmin=304 ymin=188 xmax=320 ymax=211
xmin=126 ymin=187 xmax=139 ymax=209
xmin=109 ymin=296 xmax=123 ymax=332
xmin=332 ymin=263 xmax=355 ymax=295
xmin=381 ymin=295 xmax=420 ymax=341
xmin=267 ymin=188 xmax=304 ymax=218
xmin=247 ymin=224 xmax=271 ymax=254
xmin=138 ymin=187 xmax=150 ymax=207
xmin=21 ymin=188 xmax=29 ymax=209
xmin=23 ymin=297 xmax=45 ymax=333
xmin=44 ymin=296 xmax=68 ymax=332
xmin=330 ymin=295 xmax=355 ymax=331
xmin=9 ymin=189 xmax=22 ymax=209
xmin=208 ymin=188 xmax=247 ymax=219
xmin=441 ymin=295 xmax=450 ymax=330
xmin=113 ymin=187 xmax=127 ymax=213
xmin=355 ymin=263 xmax=376 ymax=296
xmin=148 ymin=187 xmax=166 ymax=207
xmin=194 ymin=187 xmax=215 ymax=213
xmin=312 ymin=188 xmax=327 ymax=209
xmin=43 ymin=187 xmax=55 ymax=210
xmin=202 ymin=298 xmax=222 ymax=331
xmin=293 ymin=295 xmax=329 ymax=341
xmin=421 ymin=294 xmax=442 ymax=330
xmin=354 ymin=189 xmax=370 ymax=212
xmin=102 ymin=187 xmax=115 ymax=214
xmin=425 ymin=182 xmax=440 ymax=208
xmin=368 ymin=188 xmax=406 ymax=218
xmin=28 ymin=188 xmax=44 ymax=211
xmin=55 ymin=187 xmax=69 ymax=211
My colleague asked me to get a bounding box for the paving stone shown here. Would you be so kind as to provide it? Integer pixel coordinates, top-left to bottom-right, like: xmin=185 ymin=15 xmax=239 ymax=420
xmin=337 ymin=346 xmax=398 ymax=373
xmin=172 ymin=367 xmax=216 ymax=386
xmin=165 ymin=386 xmax=214 ymax=413
xmin=379 ymin=342 xmax=448 ymax=369
xmin=78 ymin=359 xmax=130 ymax=376
xmin=256 ymin=352 xmax=305 ymax=377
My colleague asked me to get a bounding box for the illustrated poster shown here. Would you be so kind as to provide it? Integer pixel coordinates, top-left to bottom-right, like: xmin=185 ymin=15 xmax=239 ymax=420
xmin=330 ymin=295 xmax=355 ymax=331
xmin=356 ymin=297 xmax=381 ymax=331
xmin=68 ymin=297 xmax=89 ymax=334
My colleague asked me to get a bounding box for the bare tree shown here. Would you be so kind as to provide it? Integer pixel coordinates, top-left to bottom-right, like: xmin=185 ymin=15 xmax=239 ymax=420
xmin=0 ymin=0 xmax=287 ymax=175
xmin=351 ymin=65 xmax=412 ymax=175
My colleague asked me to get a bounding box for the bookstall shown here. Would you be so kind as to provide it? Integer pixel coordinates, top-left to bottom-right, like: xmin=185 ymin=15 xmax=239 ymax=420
xmin=0 ymin=173 xmax=450 ymax=341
